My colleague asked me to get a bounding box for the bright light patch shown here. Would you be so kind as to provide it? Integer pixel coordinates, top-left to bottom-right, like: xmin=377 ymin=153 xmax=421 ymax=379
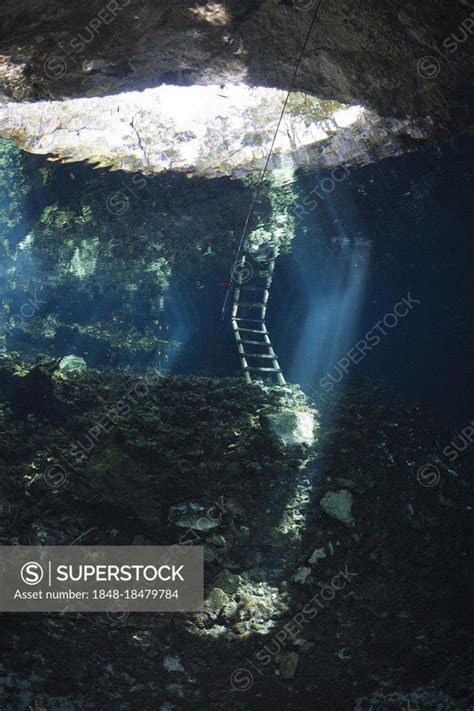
xmin=333 ymin=105 xmax=363 ymax=128
xmin=189 ymin=2 xmax=230 ymax=26
xmin=0 ymin=84 xmax=363 ymax=177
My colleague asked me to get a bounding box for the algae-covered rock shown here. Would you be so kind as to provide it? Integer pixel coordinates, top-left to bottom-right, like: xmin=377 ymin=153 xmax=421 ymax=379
xmin=265 ymin=409 xmax=315 ymax=448
xmin=59 ymin=355 xmax=87 ymax=374
xmin=169 ymin=503 xmax=220 ymax=531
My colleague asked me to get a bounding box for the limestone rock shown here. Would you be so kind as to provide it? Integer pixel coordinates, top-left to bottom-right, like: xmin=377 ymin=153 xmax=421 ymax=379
xmin=279 ymin=652 xmax=299 ymax=680
xmin=206 ymin=534 xmax=226 ymax=548
xmin=320 ymin=490 xmax=355 ymax=526
xmin=265 ymin=410 xmax=315 ymax=448
xmin=163 ymin=656 xmax=184 ymax=673
xmin=308 ymin=547 xmax=327 ymax=565
xmin=58 ymin=355 xmax=87 ymax=374
xmin=212 ymin=571 xmax=241 ymax=595
xmin=203 ymin=587 xmax=229 ymax=620
xmin=293 ymin=566 xmax=312 ymax=584
xmin=168 ymin=503 xmax=220 ymax=531
xmin=203 ymin=547 xmax=218 ymax=563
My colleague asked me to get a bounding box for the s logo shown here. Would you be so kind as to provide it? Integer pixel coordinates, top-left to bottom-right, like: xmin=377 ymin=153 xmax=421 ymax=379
xmin=21 ymin=562 xmax=44 ymax=585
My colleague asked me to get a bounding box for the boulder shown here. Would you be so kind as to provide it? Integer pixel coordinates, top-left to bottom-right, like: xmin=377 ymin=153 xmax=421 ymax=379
xmin=58 ymin=355 xmax=87 ymax=374
xmin=320 ymin=490 xmax=355 ymax=526
xmin=265 ymin=410 xmax=315 ymax=448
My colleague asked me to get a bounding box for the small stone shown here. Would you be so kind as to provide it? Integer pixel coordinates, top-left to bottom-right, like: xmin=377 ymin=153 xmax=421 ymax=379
xmin=293 ymin=566 xmax=311 ymax=583
xmin=82 ymin=58 xmax=112 ymax=73
xmin=204 ymin=546 xmax=218 ymax=562
xmin=166 ymin=683 xmax=184 ymax=698
xmin=279 ymin=651 xmax=299 ymax=679
xmin=226 ymin=498 xmax=245 ymax=516
xmin=308 ymin=547 xmax=327 ymax=565
xmin=212 ymin=570 xmax=241 ymax=594
xmin=222 ymin=560 xmax=241 ymax=571
xmin=163 ymin=656 xmax=184 ymax=673
xmin=223 ymin=593 xmax=239 ymax=613
xmin=320 ymin=490 xmax=354 ymax=526
xmin=206 ymin=533 xmax=226 ymax=548
xmin=239 ymin=525 xmax=251 ymax=540
xmin=203 ymin=624 xmax=228 ymax=639
xmin=58 ymin=355 xmax=87 ymax=374
xmin=438 ymin=494 xmax=456 ymax=508
xmin=203 ymin=587 xmax=229 ymax=619
xmin=168 ymin=502 xmax=220 ymax=531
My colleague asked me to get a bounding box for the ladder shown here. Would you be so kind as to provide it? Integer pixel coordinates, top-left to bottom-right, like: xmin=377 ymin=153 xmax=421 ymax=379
xmin=231 ymin=244 xmax=286 ymax=386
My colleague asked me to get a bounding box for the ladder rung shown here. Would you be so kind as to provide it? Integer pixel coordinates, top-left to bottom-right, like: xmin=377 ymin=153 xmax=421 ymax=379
xmin=237 ymin=339 xmax=272 ymax=345
xmin=237 ymin=302 xmax=265 ymax=308
xmin=233 ymin=318 xmax=264 ymax=323
xmin=244 ymin=366 xmax=282 ymax=372
xmin=244 ymin=353 xmax=277 ymax=359
xmin=239 ymin=286 xmax=268 ymax=291
xmin=236 ymin=327 xmax=268 ymax=334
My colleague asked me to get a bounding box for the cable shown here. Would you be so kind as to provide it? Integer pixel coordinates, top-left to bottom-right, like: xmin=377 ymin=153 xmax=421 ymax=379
xmin=221 ymin=0 xmax=324 ymax=318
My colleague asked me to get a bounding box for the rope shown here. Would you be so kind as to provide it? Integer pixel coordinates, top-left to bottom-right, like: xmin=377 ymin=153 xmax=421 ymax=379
xmin=221 ymin=0 xmax=324 ymax=318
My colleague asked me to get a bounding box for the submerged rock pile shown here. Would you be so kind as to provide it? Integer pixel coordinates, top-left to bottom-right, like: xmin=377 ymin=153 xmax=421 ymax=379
xmin=0 ymin=357 xmax=472 ymax=709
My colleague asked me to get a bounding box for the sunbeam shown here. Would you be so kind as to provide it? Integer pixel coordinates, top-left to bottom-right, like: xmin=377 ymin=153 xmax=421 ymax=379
xmin=288 ymin=206 xmax=371 ymax=394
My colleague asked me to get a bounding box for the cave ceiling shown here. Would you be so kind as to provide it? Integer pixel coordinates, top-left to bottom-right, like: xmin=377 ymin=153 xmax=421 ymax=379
xmin=0 ymin=0 xmax=472 ymax=175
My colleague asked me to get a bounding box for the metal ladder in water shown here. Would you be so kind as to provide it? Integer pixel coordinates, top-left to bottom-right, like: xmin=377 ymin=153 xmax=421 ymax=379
xmin=231 ymin=244 xmax=286 ymax=386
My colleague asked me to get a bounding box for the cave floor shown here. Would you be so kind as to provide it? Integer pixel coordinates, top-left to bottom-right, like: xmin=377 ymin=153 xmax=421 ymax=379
xmin=0 ymin=357 xmax=472 ymax=710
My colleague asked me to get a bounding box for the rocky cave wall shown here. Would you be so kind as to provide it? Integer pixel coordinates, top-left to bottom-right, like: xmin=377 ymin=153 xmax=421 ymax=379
xmin=0 ymin=137 xmax=300 ymax=372
xmin=3 ymin=132 xmax=474 ymax=396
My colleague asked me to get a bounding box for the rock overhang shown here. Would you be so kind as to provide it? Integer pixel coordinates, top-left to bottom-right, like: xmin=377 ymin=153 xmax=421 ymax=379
xmin=0 ymin=0 xmax=472 ymax=136
xmin=0 ymin=0 xmax=472 ymax=177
